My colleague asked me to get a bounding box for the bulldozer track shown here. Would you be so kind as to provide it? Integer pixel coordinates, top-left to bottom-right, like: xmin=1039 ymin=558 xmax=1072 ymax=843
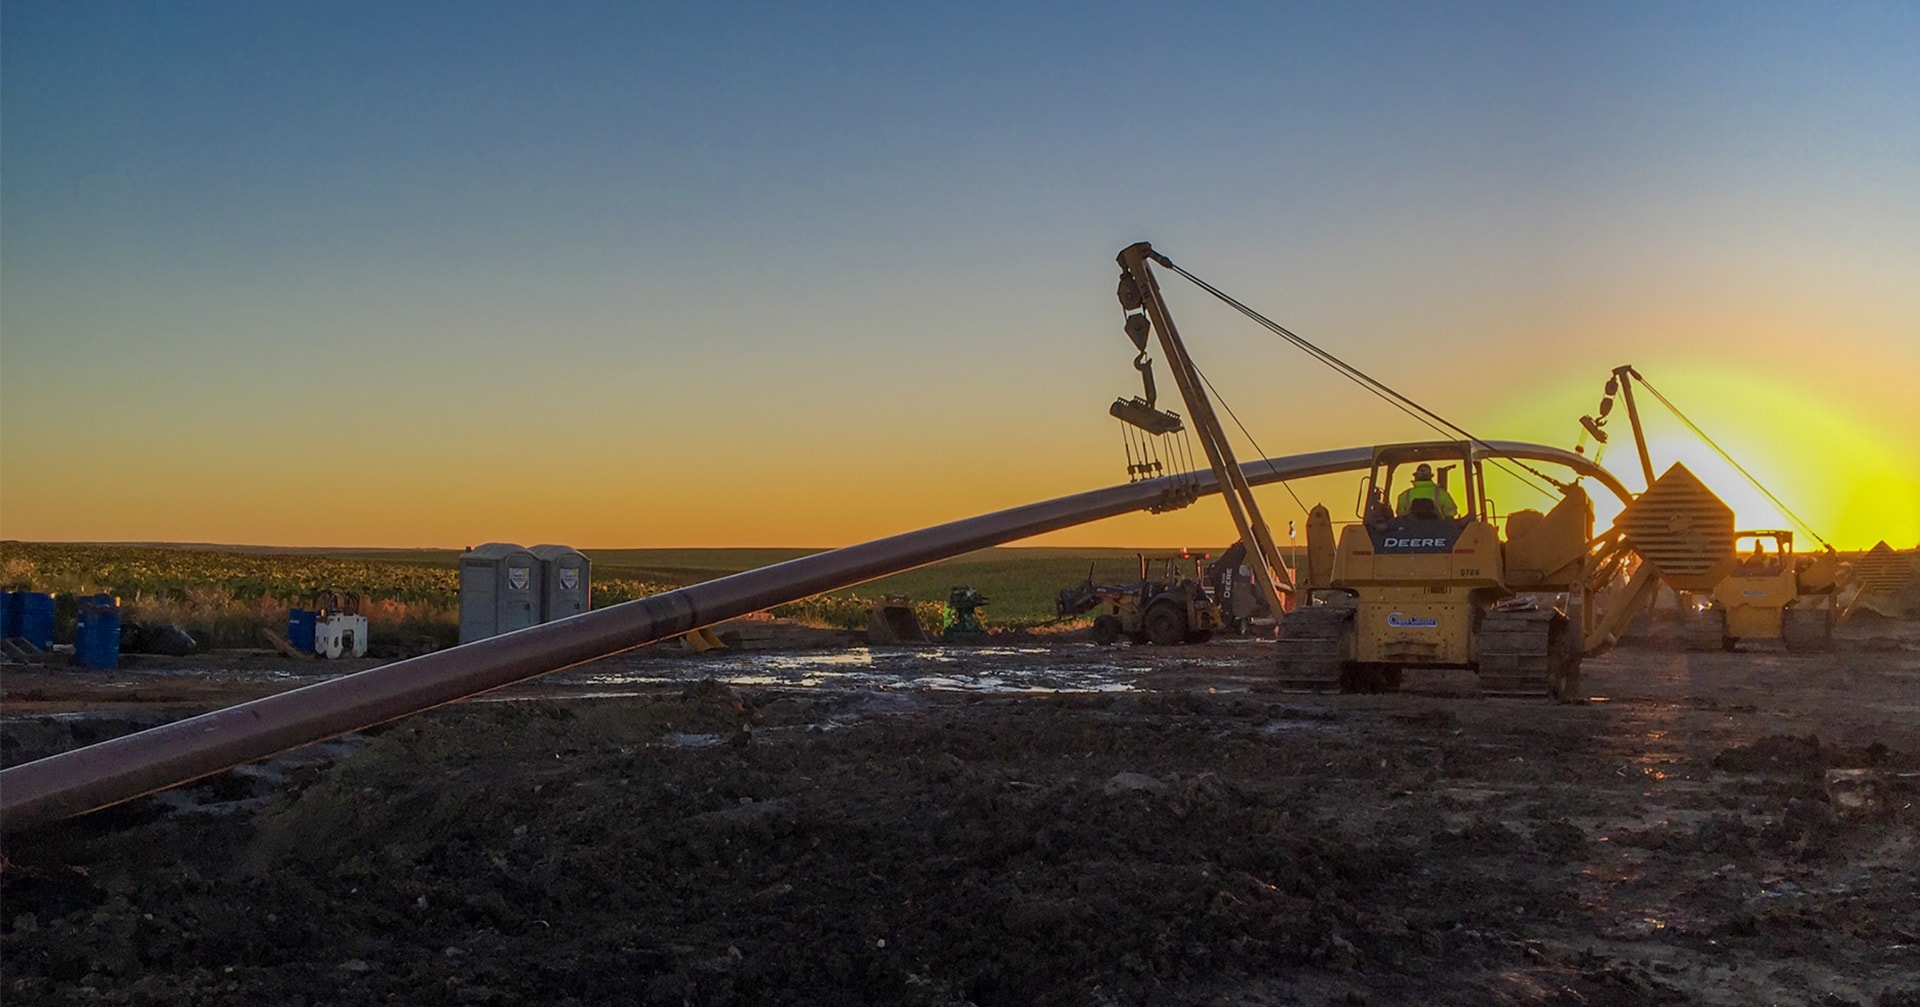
xmin=1476 ymin=607 xmax=1579 ymax=701
xmin=1782 ymin=603 xmax=1832 ymax=652
xmin=1273 ymin=604 xmax=1354 ymax=691
xmin=1682 ymin=607 xmax=1729 ymax=652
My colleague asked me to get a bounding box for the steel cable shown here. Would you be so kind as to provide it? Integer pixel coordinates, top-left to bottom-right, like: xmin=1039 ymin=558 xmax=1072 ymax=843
xmin=1155 ymin=254 xmax=1563 ymax=500
xmin=1632 ymin=375 xmax=1832 ymax=549
xmin=1191 ymin=362 xmax=1311 ymax=516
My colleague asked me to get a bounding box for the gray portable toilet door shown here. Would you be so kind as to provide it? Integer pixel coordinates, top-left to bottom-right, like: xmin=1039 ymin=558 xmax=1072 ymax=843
xmin=549 ymin=558 xmax=586 ymax=619
xmin=551 ymin=555 xmax=592 ymax=620
xmin=530 ymin=544 xmax=590 ymax=622
xmin=459 ymin=560 xmax=499 ymax=644
xmin=501 ymin=557 xmax=540 ymax=633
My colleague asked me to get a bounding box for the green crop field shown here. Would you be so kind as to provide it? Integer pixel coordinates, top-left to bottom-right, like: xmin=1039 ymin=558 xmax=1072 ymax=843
xmin=0 ymin=541 xmax=1202 ymax=647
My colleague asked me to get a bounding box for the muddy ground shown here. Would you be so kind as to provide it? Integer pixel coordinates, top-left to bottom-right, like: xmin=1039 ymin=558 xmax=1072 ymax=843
xmin=3 ymin=621 xmax=1919 ymax=1006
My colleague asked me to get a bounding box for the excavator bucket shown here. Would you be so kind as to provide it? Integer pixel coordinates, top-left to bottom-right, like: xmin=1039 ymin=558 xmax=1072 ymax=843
xmin=1611 ymin=463 xmax=1736 ymax=592
xmin=868 ymin=594 xmax=931 ymax=645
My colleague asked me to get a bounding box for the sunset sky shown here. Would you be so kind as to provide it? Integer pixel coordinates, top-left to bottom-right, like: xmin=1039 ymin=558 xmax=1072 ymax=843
xmin=4 ymin=2 xmax=1916 ymax=552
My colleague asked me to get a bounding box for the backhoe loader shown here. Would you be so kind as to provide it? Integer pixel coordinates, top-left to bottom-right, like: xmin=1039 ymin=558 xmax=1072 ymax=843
xmin=1055 ymin=552 xmax=1225 ymax=645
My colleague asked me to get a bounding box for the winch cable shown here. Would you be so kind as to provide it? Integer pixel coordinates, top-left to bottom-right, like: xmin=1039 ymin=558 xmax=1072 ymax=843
xmin=1155 ymin=255 xmax=1564 ymax=500
xmin=1179 ymin=424 xmax=1202 ymax=487
xmin=1632 ymin=374 xmax=1833 ymax=550
xmin=1191 ymin=363 xmax=1311 ymax=516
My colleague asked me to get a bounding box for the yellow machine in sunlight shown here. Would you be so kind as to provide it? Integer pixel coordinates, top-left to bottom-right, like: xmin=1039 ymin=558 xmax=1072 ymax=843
xmin=1575 ymin=363 xmax=1848 ymax=651
xmin=1280 ymin=441 xmax=1735 ymax=700
xmin=1684 ymin=531 xmax=1841 ymax=651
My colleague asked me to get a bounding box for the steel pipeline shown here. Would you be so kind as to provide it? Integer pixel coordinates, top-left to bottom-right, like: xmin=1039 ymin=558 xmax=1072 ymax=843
xmin=0 ymin=442 xmax=1627 ymax=833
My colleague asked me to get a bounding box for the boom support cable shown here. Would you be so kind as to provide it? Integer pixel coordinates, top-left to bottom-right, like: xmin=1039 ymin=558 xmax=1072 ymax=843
xmin=1192 ymin=362 xmax=1311 ymax=515
xmin=1154 ymin=254 xmax=1565 ymax=499
xmin=1632 ymin=374 xmax=1832 ymax=550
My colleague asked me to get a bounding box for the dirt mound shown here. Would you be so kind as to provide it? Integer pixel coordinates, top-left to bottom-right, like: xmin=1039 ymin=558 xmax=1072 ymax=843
xmin=1712 ymin=733 xmax=1893 ymax=775
xmin=1608 ymin=805 xmax=1843 ymax=859
xmin=6 ymin=695 xmax=1421 ymax=1005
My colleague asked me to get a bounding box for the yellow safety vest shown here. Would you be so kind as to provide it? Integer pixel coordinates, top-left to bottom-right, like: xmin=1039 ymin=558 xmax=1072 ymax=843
xmin=1396 ymin=479 xmax=1458 ymax=518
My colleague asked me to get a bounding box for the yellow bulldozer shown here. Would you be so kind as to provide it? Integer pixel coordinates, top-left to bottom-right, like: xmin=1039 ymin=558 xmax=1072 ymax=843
xmin=1682 ymin=531 xmax=1842 ymax=651
xmin=1278 ymin=440 xmax=1735 ymax=700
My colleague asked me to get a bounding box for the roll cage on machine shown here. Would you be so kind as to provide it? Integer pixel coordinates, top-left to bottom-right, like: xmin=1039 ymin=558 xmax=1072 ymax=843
xmin=1361 ymin=442 xmax=1486 ymax=526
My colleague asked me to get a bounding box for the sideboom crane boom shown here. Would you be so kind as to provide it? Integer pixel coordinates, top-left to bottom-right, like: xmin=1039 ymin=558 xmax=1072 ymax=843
xmin=1115 ymin=242 xmax=1293 ymax=623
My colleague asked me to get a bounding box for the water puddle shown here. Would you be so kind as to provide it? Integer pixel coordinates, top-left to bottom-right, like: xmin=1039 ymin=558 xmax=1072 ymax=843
xmin=552 ymin=646 xmax=1147 ymax=695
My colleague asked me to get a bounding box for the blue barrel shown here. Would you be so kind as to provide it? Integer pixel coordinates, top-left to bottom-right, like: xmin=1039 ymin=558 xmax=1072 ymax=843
xmin=75 ymin=596 xmax=122 ymax=670
xmin=287 ymin=609 xmax=317 ymax=653
xmin=12 ymin=592 xmax=55 ymax=650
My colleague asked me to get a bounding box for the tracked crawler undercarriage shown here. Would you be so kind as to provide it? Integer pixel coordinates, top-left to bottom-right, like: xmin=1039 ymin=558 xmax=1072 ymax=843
xmin=1274 ymin=601 xmax=1581 ymax=700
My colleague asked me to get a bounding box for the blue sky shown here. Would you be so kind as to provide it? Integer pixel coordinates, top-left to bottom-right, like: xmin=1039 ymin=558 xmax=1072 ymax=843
xmin=4 ymin=2 xmax=1917 ymax=548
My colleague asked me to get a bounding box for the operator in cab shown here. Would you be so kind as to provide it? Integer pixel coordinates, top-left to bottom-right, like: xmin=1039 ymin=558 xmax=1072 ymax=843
xmin=1396 ymin=463 xmax=1459 ymax=519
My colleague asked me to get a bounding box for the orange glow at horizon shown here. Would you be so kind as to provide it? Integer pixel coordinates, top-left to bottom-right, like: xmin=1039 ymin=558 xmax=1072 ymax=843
xmin=3 ymin=359 xmax=1912 ymax=553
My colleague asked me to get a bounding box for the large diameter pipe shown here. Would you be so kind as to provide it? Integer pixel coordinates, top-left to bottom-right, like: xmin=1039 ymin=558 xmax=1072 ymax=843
xmin=0 ymin=442 xmax=1623 ymax=833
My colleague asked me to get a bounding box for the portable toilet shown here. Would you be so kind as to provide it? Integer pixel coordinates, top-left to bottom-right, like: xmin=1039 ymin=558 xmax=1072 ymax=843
xmin=459 ymin=543 xmax=541 ymax=643
xmin=74 ymin=594 xmax=122 ymax=670
xmin=11 ymin=592 xmax=55 ymax=650
xmin=287 ymin=609 xmax=319 ymax=653
xmin=0 ymin=591 xmax=13 ymax=638
xmin=530 ymin=544 xmax=591 ymax=622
